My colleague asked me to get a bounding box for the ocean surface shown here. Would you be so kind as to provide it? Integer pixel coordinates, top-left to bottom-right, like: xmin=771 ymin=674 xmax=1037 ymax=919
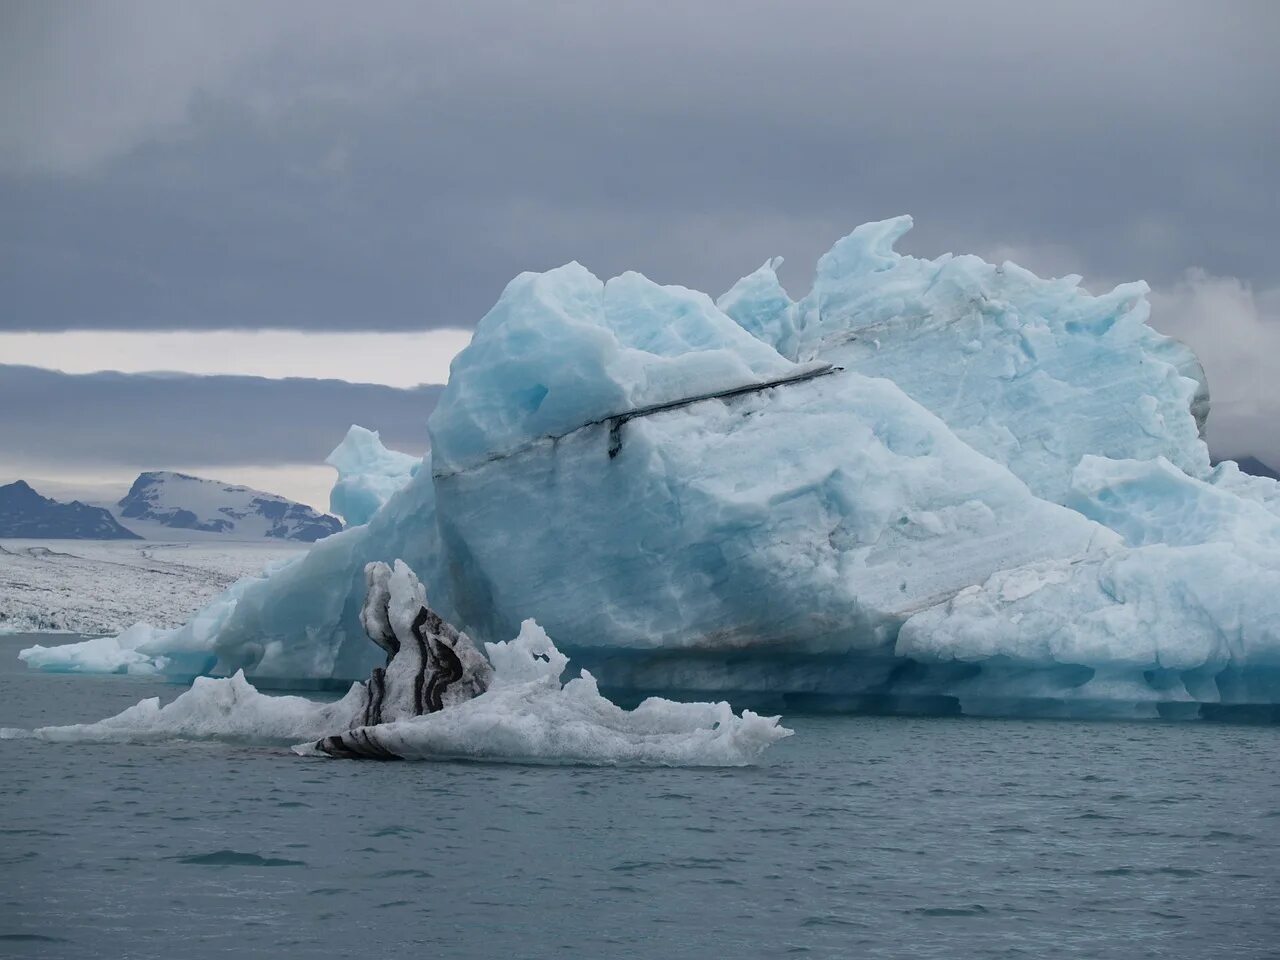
xmin=2 ymin=633 xmax=1277 ymax=960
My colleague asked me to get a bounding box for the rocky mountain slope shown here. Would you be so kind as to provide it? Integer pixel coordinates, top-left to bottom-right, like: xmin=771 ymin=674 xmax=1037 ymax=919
xmin=118 ymin=472 xmax=342 ymax=542
xmin=0 ymin=481 xmax=140 ymax=540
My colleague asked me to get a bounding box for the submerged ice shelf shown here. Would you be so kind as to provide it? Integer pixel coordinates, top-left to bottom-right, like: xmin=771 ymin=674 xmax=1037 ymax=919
xmin=21 ymin=217 xmax=1280 ymax=721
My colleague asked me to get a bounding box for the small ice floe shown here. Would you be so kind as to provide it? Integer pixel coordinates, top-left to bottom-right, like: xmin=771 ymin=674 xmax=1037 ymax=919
xmin=6 ymin=561 xmax=791 ymax=767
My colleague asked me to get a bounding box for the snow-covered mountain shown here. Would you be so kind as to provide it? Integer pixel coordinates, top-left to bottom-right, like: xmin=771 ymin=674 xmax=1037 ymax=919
xmin=118 ymin=472 xmax=342 ymax=542
xmin=0 ymin=480 xmax=141 ymax=540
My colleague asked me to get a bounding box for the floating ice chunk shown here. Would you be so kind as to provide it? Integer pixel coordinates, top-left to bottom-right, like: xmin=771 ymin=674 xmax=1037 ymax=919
xmin=11 ymin=572 xmax=790 ymax=766
xmin=18 ymin=622 xmax=172 ymax=676
xmin=295 ymin=620 xmax=792 ymax=766
xmin=353 ymin=560 xmax=491 ymax=724
xmin=325 ymin=425 xmax=420 ymax=526
xmin=2 ymin=672 xmax=368 ymax=744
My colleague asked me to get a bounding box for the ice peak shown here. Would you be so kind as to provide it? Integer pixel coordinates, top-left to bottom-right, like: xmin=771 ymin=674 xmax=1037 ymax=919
xmin=428 ymin=257 xmax=794 ymax=473
xmin=814 ymin=215 xmax=915 ymax=281
xmin=326 ymin=425 xmax=420 ymax=526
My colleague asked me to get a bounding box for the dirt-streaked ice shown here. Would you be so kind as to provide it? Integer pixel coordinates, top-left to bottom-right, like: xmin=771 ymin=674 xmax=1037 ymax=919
xmin=5 ymin=567 xmax=790 ymax=767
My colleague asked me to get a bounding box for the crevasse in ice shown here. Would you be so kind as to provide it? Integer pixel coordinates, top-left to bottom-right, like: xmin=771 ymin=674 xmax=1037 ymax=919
xmin=22 ymin=217 xmax=1280 ymax=719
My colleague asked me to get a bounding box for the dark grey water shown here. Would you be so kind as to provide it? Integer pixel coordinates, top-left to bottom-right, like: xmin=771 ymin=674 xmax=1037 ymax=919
xmin=2 ymin=634 xmax=1278 ymax=960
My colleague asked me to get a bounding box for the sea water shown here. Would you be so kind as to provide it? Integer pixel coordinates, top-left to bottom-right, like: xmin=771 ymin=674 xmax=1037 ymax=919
xmin=1 ymin=634 xmax=1277 ymax=959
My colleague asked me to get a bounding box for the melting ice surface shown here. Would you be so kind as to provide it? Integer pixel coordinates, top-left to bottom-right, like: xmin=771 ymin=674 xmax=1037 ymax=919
xmin=20 ymin=216 xmax=1280 ymax=720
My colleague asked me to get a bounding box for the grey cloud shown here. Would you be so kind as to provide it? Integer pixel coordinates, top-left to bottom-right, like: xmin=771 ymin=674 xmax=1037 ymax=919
xmin=1 ymin=1 xmax=1277 ymax=332
xmin=0 ymin=365 xmax=437 ymax=470
xmin=1148 ymin=274 xmax=1280 ymax=469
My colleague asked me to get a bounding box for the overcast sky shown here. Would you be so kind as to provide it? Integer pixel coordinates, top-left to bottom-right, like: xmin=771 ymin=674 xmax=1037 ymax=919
xmin=2 ymin=1 xmax=1278 ymax=507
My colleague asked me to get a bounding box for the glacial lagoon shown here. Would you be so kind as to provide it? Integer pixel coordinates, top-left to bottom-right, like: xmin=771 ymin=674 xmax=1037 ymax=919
xmin=3 ymin=634 xmax=1277 ymax=960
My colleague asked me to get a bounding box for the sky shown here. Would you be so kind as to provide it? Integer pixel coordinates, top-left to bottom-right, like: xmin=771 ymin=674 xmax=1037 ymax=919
xmin=2 ymin=1 xmax=1278 ymax=510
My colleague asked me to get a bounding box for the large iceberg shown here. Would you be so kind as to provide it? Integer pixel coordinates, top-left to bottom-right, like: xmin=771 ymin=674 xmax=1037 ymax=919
xmin=429 ymin=263 xmax=1111 ymax=665
xmin=23 ymin=217 xmax=1280 ymax=719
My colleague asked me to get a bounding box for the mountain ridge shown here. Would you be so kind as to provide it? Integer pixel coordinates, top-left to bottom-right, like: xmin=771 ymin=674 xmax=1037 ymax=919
xmin=118 ymin=471 xmax=342 ymax=542
xmin=0 ymin=480 xmax=142 ymax=540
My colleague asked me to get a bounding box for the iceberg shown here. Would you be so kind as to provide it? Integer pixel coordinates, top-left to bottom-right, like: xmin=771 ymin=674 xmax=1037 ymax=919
xmin=7 ymin=561 xmax=790 ymax=766
xmin=298 ymin=619 xmax=792 ymax=766
xmin=22 ymin=217 xmax=1280 ymax=719
xmin=428 ymin=260 xmax=1110 ymax=667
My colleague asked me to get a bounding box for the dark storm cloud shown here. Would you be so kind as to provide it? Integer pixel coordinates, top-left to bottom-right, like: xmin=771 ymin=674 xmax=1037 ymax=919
xmin=0 ymin=365 xmax=438 ymax=468
xmin=2 ymin=1 xmax=1277 ymax=332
